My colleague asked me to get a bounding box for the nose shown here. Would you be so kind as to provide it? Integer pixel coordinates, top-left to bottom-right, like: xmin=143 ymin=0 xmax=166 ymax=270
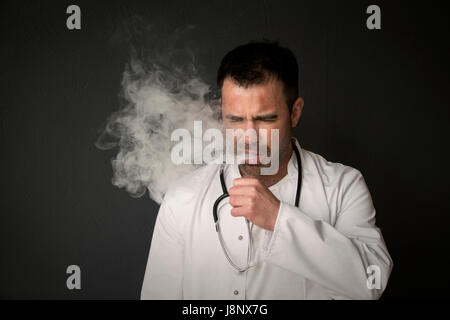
xmin=244 ymin=120 xmax=258 ymax=145
xmin=244 ymin=119 xmax=257 ymax=131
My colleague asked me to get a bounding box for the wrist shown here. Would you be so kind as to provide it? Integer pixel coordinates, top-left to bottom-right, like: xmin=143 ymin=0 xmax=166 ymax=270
xmin=268 ymin=200 xmax=280 ymax=231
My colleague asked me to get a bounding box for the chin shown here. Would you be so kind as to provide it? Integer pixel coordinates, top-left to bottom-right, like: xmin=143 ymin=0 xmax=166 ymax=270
xmin=239 ymin=163 xmax=271 ymax=177
xmin=239 ymin=164 xmax=261 ymax=176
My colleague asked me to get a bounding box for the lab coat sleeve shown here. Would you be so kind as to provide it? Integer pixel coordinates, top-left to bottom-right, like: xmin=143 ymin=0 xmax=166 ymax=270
xmin=262 ymin=170 xmax=393 ymax=300
xmin=140 ymin=196 xmax=184 ymax=299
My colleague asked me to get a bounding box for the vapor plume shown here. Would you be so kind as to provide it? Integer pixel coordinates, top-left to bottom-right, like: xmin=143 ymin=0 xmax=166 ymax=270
xmin=96 ymin=25 xmax=221 ymax=204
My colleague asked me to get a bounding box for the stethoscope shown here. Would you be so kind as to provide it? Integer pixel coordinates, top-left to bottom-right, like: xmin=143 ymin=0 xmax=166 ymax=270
xmin=213 ymin=139 xmax=303 ymax=272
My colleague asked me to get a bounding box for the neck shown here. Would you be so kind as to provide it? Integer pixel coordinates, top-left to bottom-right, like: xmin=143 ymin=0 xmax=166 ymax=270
xmin=239 ymin=144 xmax=293 ymax=187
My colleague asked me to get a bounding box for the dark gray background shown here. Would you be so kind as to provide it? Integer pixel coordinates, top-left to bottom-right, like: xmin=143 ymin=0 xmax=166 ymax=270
xmin=1 ymin=0 xmax=449 ymax=299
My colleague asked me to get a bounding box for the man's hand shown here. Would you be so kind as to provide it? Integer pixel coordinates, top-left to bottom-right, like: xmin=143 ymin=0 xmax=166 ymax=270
xmin=229 ymin=177 xmax=281 ymax=231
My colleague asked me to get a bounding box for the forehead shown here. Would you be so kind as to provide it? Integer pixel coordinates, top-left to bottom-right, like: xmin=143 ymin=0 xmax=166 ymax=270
xmin=221 ymin=77 xmax=286 ymax=113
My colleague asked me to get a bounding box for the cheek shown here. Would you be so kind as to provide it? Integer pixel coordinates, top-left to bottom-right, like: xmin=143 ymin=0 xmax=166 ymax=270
xmin=265 ymin=122 xmax=290 ymax=152
xmin=264 ymin=125 xmax=280 ymax=147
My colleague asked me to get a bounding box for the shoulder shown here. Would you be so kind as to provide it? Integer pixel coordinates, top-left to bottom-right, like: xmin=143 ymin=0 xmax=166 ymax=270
xmin=301 ymin=148 xmax=373 ymax=214
xmin=301 ymin=148 xmax=364 ymax=188
xmin=163 ymin=164 xmax=220 ymax=202
xmin=159 ymin=164 xmax=221 ymax=231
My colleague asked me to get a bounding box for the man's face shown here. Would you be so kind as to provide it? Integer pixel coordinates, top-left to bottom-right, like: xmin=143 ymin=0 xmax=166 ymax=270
xmin=221 ymin=77 xmax=294 ymax=176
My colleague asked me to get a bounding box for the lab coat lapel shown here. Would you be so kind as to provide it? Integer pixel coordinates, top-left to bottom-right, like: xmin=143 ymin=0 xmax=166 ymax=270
xmin=296 ymin=141 xmax=331 ymax=223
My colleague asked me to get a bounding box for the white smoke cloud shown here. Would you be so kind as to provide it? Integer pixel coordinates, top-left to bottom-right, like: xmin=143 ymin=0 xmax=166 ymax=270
xmin=96 ymin=34 xmax=222 ymax=204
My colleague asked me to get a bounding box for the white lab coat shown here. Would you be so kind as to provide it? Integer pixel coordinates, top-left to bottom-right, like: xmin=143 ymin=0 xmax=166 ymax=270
xmin=141 ymin=140 xmax=393 ymax=300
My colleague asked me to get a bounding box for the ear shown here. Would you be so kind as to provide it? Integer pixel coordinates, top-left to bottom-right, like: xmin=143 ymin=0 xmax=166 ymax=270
xmin=290 ymin=97 xmax=304 ymax=128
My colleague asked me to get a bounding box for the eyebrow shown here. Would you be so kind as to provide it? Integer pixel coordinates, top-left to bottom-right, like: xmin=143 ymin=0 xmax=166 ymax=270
xmin=225 ymin=113 xmax=279 ymax=121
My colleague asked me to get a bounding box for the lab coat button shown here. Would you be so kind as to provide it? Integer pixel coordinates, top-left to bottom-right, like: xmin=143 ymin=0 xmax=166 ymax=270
xmin=233 ymin=290 xmax=239 ymax=295
xmin=238 ymin=235 xmax=243 ymax=240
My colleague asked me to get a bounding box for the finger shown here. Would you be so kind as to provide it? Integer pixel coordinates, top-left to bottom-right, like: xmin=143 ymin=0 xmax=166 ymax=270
xmin=230 ymin=206 xmax=247 ymax=218
xmin=229 ymin=195 xmax=251 ymax=207
xmin=229 ymin=185 xmax=258 ymax=196
xmin=232 ymin=177 xmax=260 ymax=187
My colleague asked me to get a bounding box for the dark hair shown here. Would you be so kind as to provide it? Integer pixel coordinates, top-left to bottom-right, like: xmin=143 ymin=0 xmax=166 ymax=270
xmin=217 ymin=40 xmax=299 ymax=112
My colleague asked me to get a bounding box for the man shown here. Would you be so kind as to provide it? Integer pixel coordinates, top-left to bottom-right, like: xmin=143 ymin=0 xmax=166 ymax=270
xmin=141 ymin=41 xmax=393 ymax=299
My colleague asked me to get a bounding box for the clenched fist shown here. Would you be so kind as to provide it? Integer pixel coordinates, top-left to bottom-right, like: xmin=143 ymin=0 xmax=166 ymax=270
xmin=229 ymin=177 xmax=281 ymax=231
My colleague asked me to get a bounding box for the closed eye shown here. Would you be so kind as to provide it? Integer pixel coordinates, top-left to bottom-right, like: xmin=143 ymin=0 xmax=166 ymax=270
xmin=225 ymin=114 xmax=278 ymax=122
xmin=225 ymin=115 xmax=244 ymax=122
xmin=253 ymin=115 xmax=278 ymax=122
xmin=258 ymin=118 xmax=277 ymax=122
